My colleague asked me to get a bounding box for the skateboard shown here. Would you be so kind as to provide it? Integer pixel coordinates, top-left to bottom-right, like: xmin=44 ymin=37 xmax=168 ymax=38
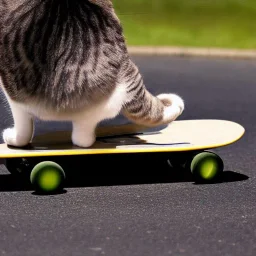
xmin=0 ymin=119 xmax=245 ymax=193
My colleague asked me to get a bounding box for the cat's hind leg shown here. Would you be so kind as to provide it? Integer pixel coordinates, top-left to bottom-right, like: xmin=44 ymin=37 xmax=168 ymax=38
xmin=123 ymin=90 xmax=184 ymax=127
xmin=121 ymin=61 xmax=184 ymax=126
xmin=2 ymin=101 xmax=34 ymax=147
xmin=155 ymin=93 xmax=184 ymax=122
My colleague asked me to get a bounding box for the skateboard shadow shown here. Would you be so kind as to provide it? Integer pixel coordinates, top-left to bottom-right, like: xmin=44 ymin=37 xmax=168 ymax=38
xmin=192 ymin=170 xmax=249 ymax=185
xmin=0 ymin=153 xmax=249 ymax=193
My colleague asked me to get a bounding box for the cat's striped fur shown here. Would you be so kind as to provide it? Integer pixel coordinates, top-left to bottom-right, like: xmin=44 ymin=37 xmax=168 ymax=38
xmin=0 ymin=0 xmax=184 ymax=148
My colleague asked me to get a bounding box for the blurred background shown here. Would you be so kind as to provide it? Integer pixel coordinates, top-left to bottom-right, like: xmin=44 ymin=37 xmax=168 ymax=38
xmin=112 ymin=0 xmax=256 ymax=49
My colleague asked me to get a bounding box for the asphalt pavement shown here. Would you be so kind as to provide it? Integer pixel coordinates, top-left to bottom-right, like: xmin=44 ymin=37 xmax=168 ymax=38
xmin=0 ymin=55 xmax=255 ymax=256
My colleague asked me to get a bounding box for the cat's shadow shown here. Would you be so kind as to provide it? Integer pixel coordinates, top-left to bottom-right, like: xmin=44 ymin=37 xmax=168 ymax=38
xmin=0 ymin=153 xmax=249 ymax=193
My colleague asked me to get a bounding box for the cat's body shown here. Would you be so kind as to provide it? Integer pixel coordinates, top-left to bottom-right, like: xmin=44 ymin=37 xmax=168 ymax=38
xmin=0 ymin=0 xmax=184 ymax=148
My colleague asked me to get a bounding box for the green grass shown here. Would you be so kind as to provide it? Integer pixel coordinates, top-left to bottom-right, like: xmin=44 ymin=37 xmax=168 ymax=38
xmin=112 ymin=0 xmax=256 ymax=49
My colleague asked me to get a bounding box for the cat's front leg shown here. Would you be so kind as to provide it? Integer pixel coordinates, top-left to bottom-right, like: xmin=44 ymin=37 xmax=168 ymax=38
xmin=2 ymin=101 xmax=34 ymax=147
xmin=71 ymin=120 xmax=96 ymax=148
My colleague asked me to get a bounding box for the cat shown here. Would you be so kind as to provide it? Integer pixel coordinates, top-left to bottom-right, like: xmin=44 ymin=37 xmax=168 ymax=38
xmin=0 ymin=0 xmax=184 ymax=148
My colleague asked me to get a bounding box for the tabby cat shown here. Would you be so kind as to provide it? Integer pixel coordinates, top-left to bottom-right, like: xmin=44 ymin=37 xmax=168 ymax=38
xmin=0 ymin=0 xmax=184 ymax=148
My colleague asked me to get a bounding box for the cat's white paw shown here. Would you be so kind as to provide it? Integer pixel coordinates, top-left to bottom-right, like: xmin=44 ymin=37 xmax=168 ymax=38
xmin=157 ymin=93 xmax=185 ymax=123
xmin=3 ymin=128 xmax=31 ymax=147
xmin=72 ymin=132 xmax=96 ymax=148
xmin=157 ymin=93 xmax=185 ymax=114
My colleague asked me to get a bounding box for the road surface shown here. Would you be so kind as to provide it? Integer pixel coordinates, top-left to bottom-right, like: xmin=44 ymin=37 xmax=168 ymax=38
xmin=0 ymin=55 xmax=255 ymax=256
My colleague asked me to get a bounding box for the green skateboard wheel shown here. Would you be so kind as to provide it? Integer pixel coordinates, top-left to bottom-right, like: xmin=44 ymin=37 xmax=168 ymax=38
xmin=190 ymin=152 xmax=224 ymax=181
xmin=30 ymin=161 xmax=65 ymax=193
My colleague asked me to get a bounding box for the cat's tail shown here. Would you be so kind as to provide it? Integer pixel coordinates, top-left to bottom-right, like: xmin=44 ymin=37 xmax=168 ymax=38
xmin=121 ymin=61 xmax=184 ymax=127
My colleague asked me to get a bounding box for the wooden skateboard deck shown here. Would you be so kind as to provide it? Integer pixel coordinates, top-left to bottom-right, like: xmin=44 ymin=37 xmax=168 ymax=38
xmin=0 ymin=119 xmax=245 ymax=158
